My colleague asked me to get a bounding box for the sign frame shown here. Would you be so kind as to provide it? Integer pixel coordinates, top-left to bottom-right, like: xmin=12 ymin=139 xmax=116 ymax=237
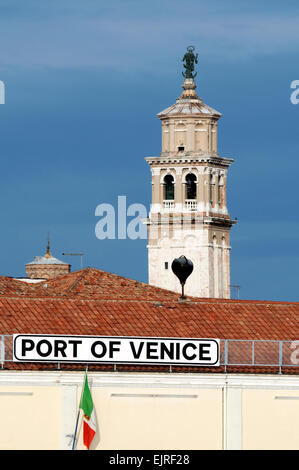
xmin=13 ymin=334 xmax=220 ymax=367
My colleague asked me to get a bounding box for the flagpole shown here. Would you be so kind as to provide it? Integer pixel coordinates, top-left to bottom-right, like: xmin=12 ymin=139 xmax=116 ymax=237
xmin=71 ymin=409 xmax=81 ymax=450
xmin=72 ymin=365 xmax=88 ymax=450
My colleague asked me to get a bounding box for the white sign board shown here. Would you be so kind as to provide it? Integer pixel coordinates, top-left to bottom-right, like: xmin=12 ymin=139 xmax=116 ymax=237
xmin=13 ymin=334 xmax=220 ymax=366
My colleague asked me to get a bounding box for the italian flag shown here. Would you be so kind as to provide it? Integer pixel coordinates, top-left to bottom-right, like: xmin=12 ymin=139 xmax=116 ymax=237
xmin=79 ymin=372 xmax=96 ymax=450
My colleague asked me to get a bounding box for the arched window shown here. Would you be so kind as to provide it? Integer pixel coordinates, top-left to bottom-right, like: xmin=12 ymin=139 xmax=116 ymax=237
xmin=185 ymin=173 xmax=197 ymax=200
xmin=164 ymin=174 xmax=174 ymax=200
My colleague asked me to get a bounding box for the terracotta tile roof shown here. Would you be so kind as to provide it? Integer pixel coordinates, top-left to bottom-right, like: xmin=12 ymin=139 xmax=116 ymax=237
xmin=0 ymin=296 xmax=298 ymax=340
xmin=1 ymin=267 xmax=299 ymax=374
xmin=11 ymin=268 xmax=180 ymax=301
xmin=0 ymin=276 xmax=32 ymax=297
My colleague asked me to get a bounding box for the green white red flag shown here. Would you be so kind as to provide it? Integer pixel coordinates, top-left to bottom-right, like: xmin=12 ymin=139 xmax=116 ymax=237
xmin=79 ymin=371 xmax=96 ymax=450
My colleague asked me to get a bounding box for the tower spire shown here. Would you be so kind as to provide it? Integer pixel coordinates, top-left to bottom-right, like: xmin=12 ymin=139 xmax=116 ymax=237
xmin=45 ymin=232 xmax=51 ymax=259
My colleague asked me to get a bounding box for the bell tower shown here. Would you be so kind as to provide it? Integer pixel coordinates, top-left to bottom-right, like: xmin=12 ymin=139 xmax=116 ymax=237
xmin=145 ymin=47 xmax=236 ymax=299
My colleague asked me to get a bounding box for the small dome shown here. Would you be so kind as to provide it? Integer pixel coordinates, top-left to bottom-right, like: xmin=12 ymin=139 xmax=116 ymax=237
xmin=26 ymin=255 xmax=68 ymax=266
xmin=158 ymin=78 xmax=221 ymax=118
xmin=25 ymin=241 xmax=70 ymax=280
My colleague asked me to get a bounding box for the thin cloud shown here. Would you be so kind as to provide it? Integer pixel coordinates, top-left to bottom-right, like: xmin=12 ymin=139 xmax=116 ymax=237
xmin=0 ymin=3 xmax=298 ymax=70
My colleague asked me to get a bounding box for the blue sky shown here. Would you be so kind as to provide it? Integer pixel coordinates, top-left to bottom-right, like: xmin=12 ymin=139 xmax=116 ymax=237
xmin=0 ymin=0 xmax=299 ymax=301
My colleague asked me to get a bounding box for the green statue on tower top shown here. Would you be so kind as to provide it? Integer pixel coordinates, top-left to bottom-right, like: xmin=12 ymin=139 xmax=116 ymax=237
xmin=182 ymin=46 xmax=198 ymax=79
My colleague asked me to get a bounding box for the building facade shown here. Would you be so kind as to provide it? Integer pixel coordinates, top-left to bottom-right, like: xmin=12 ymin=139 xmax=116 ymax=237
xmin=1 ymin=268 xmax=299 ymax=450
xmin=146 ymin=73 xmax=236 ymax=299
xmin=2 ymin=370 xmax=299 ymax=450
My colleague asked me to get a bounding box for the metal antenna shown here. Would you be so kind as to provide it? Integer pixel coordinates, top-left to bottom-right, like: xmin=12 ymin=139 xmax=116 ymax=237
xmin=62 ymin=253 xmax=84 ymax=270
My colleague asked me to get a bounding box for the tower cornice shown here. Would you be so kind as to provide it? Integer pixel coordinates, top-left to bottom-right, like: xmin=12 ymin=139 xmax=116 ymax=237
xmin=145 ymin=155 xmax=234 ymax=168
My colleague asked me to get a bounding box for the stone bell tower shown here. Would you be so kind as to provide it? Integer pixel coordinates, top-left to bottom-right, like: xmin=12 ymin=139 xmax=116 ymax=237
xmin=145 ymin=47 xmax=236 ymax=299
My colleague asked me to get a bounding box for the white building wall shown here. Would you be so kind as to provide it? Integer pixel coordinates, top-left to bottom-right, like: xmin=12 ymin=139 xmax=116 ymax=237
xmin=148 ymin=224 xmax=230 ymax=298
xmin=1 ymin=371 xmax=299 ymax=450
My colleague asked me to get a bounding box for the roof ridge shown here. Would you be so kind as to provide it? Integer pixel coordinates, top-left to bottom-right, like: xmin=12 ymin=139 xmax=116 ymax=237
xmin=64 ymin=268 xmax=93 ymax=293
xmin=0 ymin=295 xmax=298 ymax=306
xmin=26 ymin=266 xmax=94 ymax=289
xmin=2 ymin=271 xmax=299 ymax=305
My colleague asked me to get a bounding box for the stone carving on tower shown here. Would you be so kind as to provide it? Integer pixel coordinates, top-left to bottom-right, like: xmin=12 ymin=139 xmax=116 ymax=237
xmin=145 ymin=47 xmax=236 ymax=299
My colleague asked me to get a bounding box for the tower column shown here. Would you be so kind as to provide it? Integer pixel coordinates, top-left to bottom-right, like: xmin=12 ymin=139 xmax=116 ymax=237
xmin=151 ymin=168 xmax=161 ymax=213
xmin=197 ymin=168 xmax=204 ymax=213
xmin=186 ymin=122 xmax=195 ymax=152
xmin=169 ymin=122 xmax=175 ymax=153
xmin=175 ymin=168 xmax=183 ymax=212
